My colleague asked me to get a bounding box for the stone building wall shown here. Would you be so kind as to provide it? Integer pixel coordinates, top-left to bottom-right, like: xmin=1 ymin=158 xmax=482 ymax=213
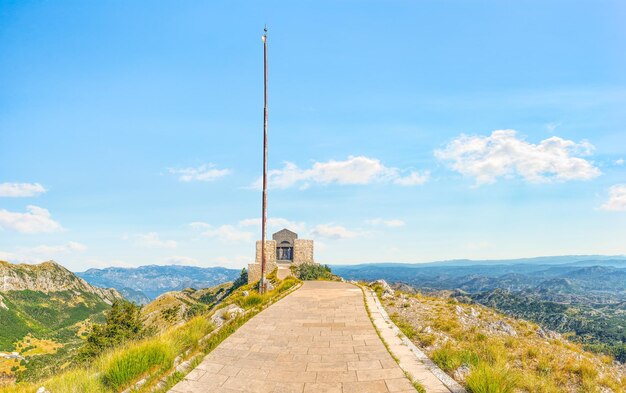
xmin=255 ymin=240 xmax=277 ymax=266
xmin=248 ymin=240 xmax=277 ymax=284
xmin=293 ymin=239 xmax=314 ymax=266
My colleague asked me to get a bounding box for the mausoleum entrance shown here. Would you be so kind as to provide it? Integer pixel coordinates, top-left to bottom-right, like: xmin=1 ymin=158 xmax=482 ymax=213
xmin=273 ymin=228 xmax=297 ymax=263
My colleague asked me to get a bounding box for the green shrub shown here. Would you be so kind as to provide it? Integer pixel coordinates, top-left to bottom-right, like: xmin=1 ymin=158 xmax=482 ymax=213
xmin=466 ymin=362 xmax=519 ymax=393
xmin=292 ymin=264 xmax=333 ymax=280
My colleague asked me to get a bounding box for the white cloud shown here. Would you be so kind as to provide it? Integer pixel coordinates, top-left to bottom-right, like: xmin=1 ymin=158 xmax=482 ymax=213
xmin=254 ymin=156 xmax=428 ymax=189
xmin=601 ymin=185 xmax=626 ymax=212
xmin=169 ymin=164 xmax=231 ymax=182
xmin=191 ymin=223 xmax=253 ymax=243
xmin=366 ymin=218 xmax=405 ymax=228
xmin=21 ymin=241 xmax=87 ymax=254
xmin=238 ymin=217 xmax=306 ymax=233
xmin=0 ymin=183 xmax=47 ymax=197
xmin=133 ymin=232 xmax=177 ymax=248
xmin=615 ymin=158 xmax=624 ymax=165
xmin=435 ymin=130 xmax=601 ymax=185
xmin=310 ymin=224 xmax=358 ymax=240
xmin=0 ymin=242 xmax=86 ymax=263
xmin=393 ymin=171 xmax=430 ymax=186
xmin=0 ymin=205 xmax=63 ymax=233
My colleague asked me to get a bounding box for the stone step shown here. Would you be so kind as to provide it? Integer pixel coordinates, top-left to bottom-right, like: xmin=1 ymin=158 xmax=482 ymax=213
xmin=277 ymin=265 xmax=291 ymax=280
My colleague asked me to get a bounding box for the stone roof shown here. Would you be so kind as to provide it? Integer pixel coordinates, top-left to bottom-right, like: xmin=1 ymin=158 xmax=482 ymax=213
xmin=272 ymin=228 xmax=298 ymax=247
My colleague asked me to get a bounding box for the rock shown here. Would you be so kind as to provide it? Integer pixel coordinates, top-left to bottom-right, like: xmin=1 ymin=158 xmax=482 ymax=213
xmin=0 ymin=295 xmax=8 ymax=310
xmin=489 ymin=320 xmax=517 ymax=336
xmin=455 ymin=305 xmax=463 ymax=315
xmin=372 ymin=280 xmax=395 ymax=299
xmin=176 ymin=360 xmax=191 ymax=373
xmin=537 ymin=327 xmax=560 ymax=340
xmin=452 ymin=365 xmax=471 ymax=382
xmin=265 ymin=281 xmax=275 ymax=291
xmin=242 ymin=291 xmax=249 ymax=297
xmin=210 ymin=313 xmax=225 ymax=327
xmin=210 ymin=304 xmax=245 ymax=327
xmin=381 ymin=290 xmax=394 ymax=300
xmin=173 ymin=355 xmax=182 ymax=366
xmin=36 ymin=388 xmax=50 ymax=393
xmin=371 ymin=279 xmax=392 ymax=292
xmin=470 ymin=307 xmax=480 ymax=318
xmin=225 ymin=304 xmax=245 ymax=318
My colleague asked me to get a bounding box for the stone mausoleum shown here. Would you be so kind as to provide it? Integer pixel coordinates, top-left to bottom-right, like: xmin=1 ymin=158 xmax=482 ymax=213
xmin=247 ymin=228 xmax=315 ymax=284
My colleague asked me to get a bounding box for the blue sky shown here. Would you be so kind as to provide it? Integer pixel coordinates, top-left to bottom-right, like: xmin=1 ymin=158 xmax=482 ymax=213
xmin=1 ymin=0 xmax=625 ymax=271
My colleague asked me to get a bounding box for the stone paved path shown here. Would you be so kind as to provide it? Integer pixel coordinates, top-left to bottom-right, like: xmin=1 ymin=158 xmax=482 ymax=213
xmin=170 ymin=281 xmax=418 ymax=393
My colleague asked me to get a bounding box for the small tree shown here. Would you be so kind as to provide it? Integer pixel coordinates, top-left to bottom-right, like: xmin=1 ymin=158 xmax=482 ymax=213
xmin=78 ymin=300 xmax=143 ymax=360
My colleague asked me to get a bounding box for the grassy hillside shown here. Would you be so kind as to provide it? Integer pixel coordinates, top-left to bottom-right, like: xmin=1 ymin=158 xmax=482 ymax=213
xmin=372 ymin=282 xmax=626 ymax=392
xmin=0 ymin=273 xmax=300 ymax=393
xmin=140 ymin=282 xmax=234 ymax=331
xmin=0 ymin=261 xmax=122 ymax=386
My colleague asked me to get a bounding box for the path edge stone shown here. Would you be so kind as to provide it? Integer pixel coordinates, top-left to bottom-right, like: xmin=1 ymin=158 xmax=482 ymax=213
xmin=361 ymin=286 xmax=467 ymax=393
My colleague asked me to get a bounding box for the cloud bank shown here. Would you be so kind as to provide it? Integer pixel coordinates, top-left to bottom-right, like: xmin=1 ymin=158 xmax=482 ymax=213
xmin=601 ymin=185 xmax=626 ymax=211
xmin=255 ymin=156 xmax=428 ymax=189
xmin=0 ymin=182 xmax=47 ymax=197
xmin=310 ymin=224 xmax=358 ymax=240
xmin=169 ymin=164 xmax=231 ymax=182
xmin=435 ymin=130 xmax=601 ymax=185
xmin=0 ymin=205 xmax=63 ymax=233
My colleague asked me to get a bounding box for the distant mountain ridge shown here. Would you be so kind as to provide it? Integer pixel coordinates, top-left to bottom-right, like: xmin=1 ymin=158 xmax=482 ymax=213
xmin=77 ymin=264 xmax=241 ymax=303
xmin=0 ymin=260 xmax=121 ymax=304
xmin=332 ymin=256 xmax=626 ymax=362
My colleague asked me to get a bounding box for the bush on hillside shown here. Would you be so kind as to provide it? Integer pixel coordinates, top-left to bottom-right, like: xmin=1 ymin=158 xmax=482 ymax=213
xmin=79 ymin=300 xmax=144 ymax=360
xmin=291 ymin=264 xmax=333 ymax=280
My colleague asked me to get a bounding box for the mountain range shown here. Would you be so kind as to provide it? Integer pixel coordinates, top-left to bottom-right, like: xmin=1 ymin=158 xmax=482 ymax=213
xmin=76 ymin=265 xmax=241 ymax=304
xmin=333 ymin=255 xmax=626 ymax=361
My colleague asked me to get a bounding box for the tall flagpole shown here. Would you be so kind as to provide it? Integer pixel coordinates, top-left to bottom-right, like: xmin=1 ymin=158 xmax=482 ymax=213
xmin=260 ymin=25 xmax=268 ymax=293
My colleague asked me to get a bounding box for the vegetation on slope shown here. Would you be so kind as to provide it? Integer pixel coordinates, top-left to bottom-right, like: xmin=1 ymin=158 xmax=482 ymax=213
xmin=1 ymin=269 xmax=300 ymax=393
xmin=0 ymin=261 xmax=124 ymax=386
xmin=371 ymin=282 xmax=625 ymax=393
xmin=456 ymin=288 xmax=626 ymax=362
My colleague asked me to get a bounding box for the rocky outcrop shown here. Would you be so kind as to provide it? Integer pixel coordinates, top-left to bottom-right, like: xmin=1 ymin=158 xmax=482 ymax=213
xmin=0 ymin=260 xmax=122 ymax=304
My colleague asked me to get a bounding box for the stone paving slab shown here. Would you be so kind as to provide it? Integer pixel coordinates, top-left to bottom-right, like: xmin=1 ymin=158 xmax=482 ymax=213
xmin=169 ymin=281 xmax=418 ymax=393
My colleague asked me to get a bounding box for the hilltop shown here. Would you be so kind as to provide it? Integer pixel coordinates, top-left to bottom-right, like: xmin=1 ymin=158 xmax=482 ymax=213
xmin=0 ymin=261 xmax=120 ymax=304
xmin=0 ymin=261 xmax=123 ymax=385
